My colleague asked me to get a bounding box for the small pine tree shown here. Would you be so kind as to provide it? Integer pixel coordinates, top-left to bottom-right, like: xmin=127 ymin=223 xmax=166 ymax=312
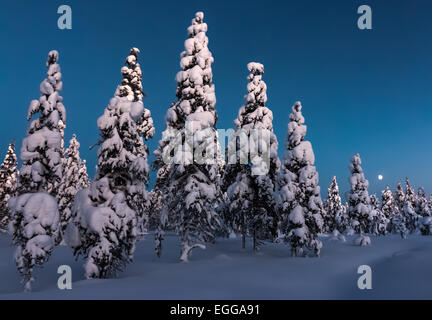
xmin=10 ymin=193 xmax=60 ymax=291
xmin=225 ymin=62 xmax=280 ymax=251
xmin=57 ymin=134 xmax=89 ymax=236
xmin=391 ymin=209 xmax=408 ymax=239
xmin=394 ymin=182 xmax=405 ymax=211
xmin=147 ymin=189 xmax=163 ymax=231
xmin=429 ymin=193 xmax=432 ymax=213
xmin=0 ymin=141 xmax=18 ymax=230
xmin=278 ymin=101 xmax=324 ymax=257
xmin=370 ymin=194 xmax=387 ymax=236
xmin=417 ymin=189 xmax=432 ymax=235
xmin=225 ymin=166 xmax=254 ymax=248
xmin=381 ymin=185 xmax=398 ymax=233
xmin=73 ymin=48 xmax=154 ymax=278
xmin=151 ymin=153 xmax=172 ymax=241
xmin=346 ymin=154 xmax=371 ymax=243
xmin=403 ymin=178 xmax=418 ymax=232
xmin=323 ymin=176 xmax=348 ymax=233
xmin=415 ymin=187 xmax=430 ymax=217
xmin=153 ymin=103 xmax=178 ymax=257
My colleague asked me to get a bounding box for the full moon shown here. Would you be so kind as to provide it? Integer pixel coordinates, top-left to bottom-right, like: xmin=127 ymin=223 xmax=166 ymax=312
xmin=378 ymin=174 xmax=383 ymax=181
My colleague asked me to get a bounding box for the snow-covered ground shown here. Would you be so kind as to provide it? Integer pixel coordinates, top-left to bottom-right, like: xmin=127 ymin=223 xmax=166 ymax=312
xmin=0 ymin=232 xmax=431 ymax=299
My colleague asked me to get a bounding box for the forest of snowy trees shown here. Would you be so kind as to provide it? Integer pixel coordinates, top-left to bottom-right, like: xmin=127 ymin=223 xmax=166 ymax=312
xmin=1 ymin=11 xmax=432 ymax=291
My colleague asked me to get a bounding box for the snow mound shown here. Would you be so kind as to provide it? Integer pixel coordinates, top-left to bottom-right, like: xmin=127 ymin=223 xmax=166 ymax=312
xmin=354 ymin=235 xmax=371 ymax=246
xmin=328 ymin=230 xmax=346 ymax=242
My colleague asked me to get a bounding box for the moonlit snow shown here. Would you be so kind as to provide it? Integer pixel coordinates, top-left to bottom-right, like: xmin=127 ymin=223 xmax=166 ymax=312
xmin=0 ymin=232 xmax=431 ymax=299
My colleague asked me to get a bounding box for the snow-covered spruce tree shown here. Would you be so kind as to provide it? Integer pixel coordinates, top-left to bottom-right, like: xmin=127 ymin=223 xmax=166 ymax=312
xmin=346 ymin=154 xmax=371 ymax=245
xmin=391 ymin=208 xmax=408 ymax=239
xmin=10 ymin=194 xmax=60 ymax=291
xmin=429 ymin=193 xmax=432 ymax=213
xmin=225 ymin=62 xmax=280 ymax=251
xmin=381 ymin=186 xmax=395 ymax=219
xmin=117 ymin=48 xmax=154 ymax=234
xmin=153 ymin=104 xmax=178 ymax=256
xmin=392 ymin=182 xmax=408 ymax=238
xmin=323 ymin=176 xmax=348 ymax=234
xmin=147 ymin=190 xmax=163 ymax=231
xmin=152 ymin=131 xmax=174 ymax=239
xmin=224 ymin=166 xmax=254 ymax=248
xmin=18 ymin=50 xmax=65 ymax=195
xmin=419 ymin=216 xmax=432 ymax=236
xmin=394 ymin=182 xmax=405 ymax=211
xmin=403 ymin=178 xmax=418 ymax=233
xmin=415 ymin=187 xmax=430 ymax=217
xmin=154 ymin=12 xmax=224 ymax=261
xmin=0 ymin=141 xmax=18 ymax=230
xmin=369 ymin=194 xmax=387 ymax=236
xmin=72 ymin=48 xmax=154 ymax=278
xmin=277 ymin=101 xmax=324 ymax=256
xmin=10 ymin=50 xmax=64 ymax=291
xmin=57 ymin=134 xmax=89 ymax=236
xmin=415 ymin=188 xmax=432 ymax=235
xmin=381 ymin=185 xmax=398 ymax=233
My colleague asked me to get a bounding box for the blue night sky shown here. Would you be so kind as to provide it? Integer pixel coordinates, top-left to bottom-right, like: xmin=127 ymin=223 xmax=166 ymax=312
xmin=0 ymin=0 xmax=431 ymax=198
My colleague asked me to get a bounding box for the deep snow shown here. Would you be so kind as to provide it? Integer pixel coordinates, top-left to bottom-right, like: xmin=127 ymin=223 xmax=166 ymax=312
xmin=0 ymin=232 xmax=431 ymax=299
